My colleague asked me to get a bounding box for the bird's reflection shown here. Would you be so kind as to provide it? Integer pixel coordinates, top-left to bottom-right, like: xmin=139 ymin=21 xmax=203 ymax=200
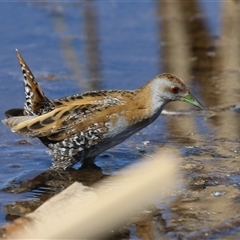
xmin=2 ymin=163 xmax=106 ymax=221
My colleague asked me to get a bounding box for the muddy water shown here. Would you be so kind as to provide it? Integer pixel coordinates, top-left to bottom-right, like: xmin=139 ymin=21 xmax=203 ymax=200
xmin=0 ymin=1 xmax=240 ymax=239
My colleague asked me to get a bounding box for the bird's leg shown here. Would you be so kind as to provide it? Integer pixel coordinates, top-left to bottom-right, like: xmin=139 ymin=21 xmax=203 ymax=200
xmin=81 ymin=157 xmax=100 ymax=169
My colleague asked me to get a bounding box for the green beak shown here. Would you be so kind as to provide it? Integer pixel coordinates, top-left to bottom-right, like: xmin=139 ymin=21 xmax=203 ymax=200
xmin=181 ymin=92 xmax=203 ymax=109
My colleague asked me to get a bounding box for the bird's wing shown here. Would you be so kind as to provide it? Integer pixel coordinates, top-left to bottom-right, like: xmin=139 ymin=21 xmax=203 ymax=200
xmin=2 ymin=97 xmax=125 ymax=141
xmin=52 ymin=90 xmax=130 ymax=107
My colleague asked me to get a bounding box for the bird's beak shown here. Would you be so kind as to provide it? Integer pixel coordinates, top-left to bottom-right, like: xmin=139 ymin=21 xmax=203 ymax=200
xmin=181 ymin=92 xmax=203 ymax=109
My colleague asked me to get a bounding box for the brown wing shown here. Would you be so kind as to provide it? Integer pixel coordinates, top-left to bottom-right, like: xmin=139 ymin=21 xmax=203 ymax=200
xmin=2 ymin=102 xmax=116 ymax=141
xmin=52 ymin=89 xmax=135 ymax=107
xmin=3 ymin=115 xmax=38 ymax=134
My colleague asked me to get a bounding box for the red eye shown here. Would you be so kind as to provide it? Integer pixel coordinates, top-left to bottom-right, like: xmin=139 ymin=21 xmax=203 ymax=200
xmin=171 ymin=86 xmax=179 ymax=94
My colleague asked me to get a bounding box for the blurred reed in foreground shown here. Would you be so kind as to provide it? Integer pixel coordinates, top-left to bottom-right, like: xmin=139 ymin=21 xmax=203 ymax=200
xmin=0 ymin=151 xmax=181 ymax=239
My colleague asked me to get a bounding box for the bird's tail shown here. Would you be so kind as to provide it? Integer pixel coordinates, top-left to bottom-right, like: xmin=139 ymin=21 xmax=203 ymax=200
xmin=16 ymin=50 xmax=54 ymax=116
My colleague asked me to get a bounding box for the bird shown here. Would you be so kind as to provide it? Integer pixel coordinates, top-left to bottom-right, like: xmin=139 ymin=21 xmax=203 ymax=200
xmin=2 ymin=50 xmax=203 ymax=170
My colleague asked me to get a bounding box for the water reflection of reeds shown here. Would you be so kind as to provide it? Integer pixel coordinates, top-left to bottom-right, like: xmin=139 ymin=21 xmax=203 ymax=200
xmin=51 ymin=1 xmax=102 ymax=92
xmin=157 ymin=0 xmax=240 ymax=141
xmin=155 ymin=1 xmax=240 ymax=238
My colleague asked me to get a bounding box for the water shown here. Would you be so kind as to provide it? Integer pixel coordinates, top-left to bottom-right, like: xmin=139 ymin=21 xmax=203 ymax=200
xmin=1 ymin=1 xmax=240 ymax=239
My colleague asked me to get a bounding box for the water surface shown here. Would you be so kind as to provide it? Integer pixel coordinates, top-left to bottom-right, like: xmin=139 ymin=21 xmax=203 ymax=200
xmin=1 ymin=1 xmax=240 ymax=239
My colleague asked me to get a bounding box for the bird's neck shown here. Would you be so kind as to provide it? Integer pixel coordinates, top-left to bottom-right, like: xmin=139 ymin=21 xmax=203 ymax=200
xmin=135 ymin=80 xmax=168 ymax=118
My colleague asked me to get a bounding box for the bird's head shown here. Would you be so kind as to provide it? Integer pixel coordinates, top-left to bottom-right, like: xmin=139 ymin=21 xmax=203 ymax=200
xmin=150 ymin=73 xmax=203 ymax=109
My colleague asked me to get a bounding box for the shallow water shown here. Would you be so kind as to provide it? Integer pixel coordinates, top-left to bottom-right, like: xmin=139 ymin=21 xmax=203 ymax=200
xmin=0 ymin=1 xmax=240 ymax=239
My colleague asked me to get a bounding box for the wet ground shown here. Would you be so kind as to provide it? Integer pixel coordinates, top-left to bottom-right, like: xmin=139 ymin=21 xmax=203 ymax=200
xmin=0 ymin=1 xmax=240 ymax=239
